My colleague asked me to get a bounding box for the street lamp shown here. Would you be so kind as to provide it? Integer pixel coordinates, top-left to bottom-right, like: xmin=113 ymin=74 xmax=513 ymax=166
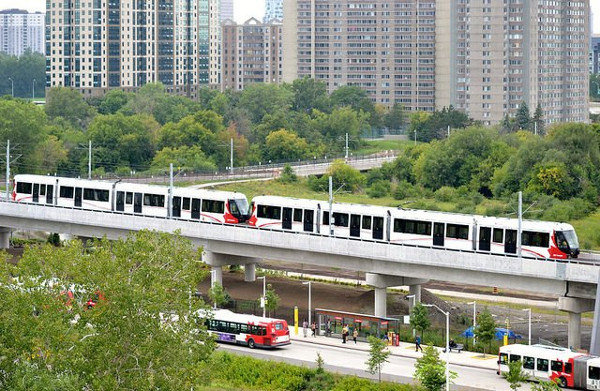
xmin=467 ymin=300 xmax=476 ymax=334
xmin=32 ymin=78 xmax=35 ymax=101
xmin=522 ymin=308 xmax=531 ymax=345
xmin=8 ymin=77 xmax=13 ymax=97
xmin=302 ymin=281 xmax=312 ymax=328
xmin=210 ymin=269 xmax=216 ymax=309
xmin=257 ymin=276 xmax=266 ymax=317
xmin=424 ymin=303 xmax=450 ymax=391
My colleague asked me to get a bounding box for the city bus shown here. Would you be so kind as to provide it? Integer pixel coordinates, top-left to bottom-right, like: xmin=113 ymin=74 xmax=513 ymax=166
xmin=204 ymin=309 xmax=290 ymax=349
xmin=497 ymin=344 xmax=589 ymax=388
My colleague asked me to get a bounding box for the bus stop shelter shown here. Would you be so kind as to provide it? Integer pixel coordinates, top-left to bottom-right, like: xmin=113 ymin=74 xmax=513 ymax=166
xmin=315 ymin=308 xmax=400 ymax=341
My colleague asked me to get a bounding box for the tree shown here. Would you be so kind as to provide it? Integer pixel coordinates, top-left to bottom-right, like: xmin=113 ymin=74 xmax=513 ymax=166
xmin=0 ymin=230 xmax=215 ymax=390
xmin=475 ymin=307 xmax=496 ymax=356
xmin=365 ymin=335 xmax=391 ymax=383
xmin=0 ymin=51 xmax=46 ymax=98
xmin=410 ymin=302 xmax=431 ymax=338
xmin=264 ymin=283 xmax=280 ymax=317
xmin=289 ymin=76 xmax=329 ymax=113
xmin=414 ymin=345 xmax=457 ymax=391
xmin=238 ymin=84 xmax=293 ymax=123
xmin=308 ymin=159 xmax=365 ymax=193
xmin=502 ymin=359 xmax=529 ymax=390
xmin=532 ymin=103 xmax=545 ymax=135
xmin=97 ymin=89 xmax=131 ymax=114
xmin=151 ymin=146 xmax=216 ymax=173
xmin=515 ymin=102 xmax=530 ymax=131
xmin=330 ymin=85 xmax=374 ymax=119
xmin=208 ymin=282 xmax=230 ymax=309
xmin=531 ymin=379 xmax=561 ymax=391
xmin=383 ymin=103 xmax=406 ymax=131
xmin=45 ymin=87 xmax=96 ymax=128
xmin=264 ymin=129 xmax=308 ymax=162
xmin=279 ymin=164 xmax=297 ymax=183
xmin=157 ymin=115 xmax=216 ymax=153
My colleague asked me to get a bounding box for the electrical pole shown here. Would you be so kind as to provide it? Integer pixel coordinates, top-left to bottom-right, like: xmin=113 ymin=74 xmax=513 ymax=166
xmin=329 ymin=176 xmax=333 ymax=236
xmin=517 ymin=191 xmax=522 ymax=258
xmin=168 ymin=163 xmax=173 ymax=219
xmin=345 ymin=132 xmax=349 ymax=162
xmin=5 ymin=140 xmax=9 ymax=201
xmin=230 ymin=138 xmax=233 ymax=175
xmin=88 ymin=140 xmax=92 ymax=179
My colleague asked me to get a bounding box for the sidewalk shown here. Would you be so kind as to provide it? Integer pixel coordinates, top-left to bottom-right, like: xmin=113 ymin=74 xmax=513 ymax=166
xmin=289 ymin=329 xmax=499 ymax=371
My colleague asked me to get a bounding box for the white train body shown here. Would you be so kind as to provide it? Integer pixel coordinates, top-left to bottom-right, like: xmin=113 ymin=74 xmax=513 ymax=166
xmin=249 ymin=195 xmax=579 ymax=260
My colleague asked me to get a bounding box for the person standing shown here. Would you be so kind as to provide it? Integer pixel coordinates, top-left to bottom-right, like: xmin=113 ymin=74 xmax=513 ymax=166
xmin=303 ymin=319 xmax=308 ymax=338
xmin=311 ymin=321 xmax=316 ymax=337
xmin=342 ymin=324 xmax=349 ymax=343
xmin=352 ymin=328 xmax=358 ymax=344
xmin=415 ymin=335 xmax=423 ymax=352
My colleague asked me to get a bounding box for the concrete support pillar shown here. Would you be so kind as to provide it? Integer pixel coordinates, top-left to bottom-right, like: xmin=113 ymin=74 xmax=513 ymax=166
xmin=558 ymin=297 xmax=594 ymax=351
xmin=0 ymin=227 xmax=10 ymax=249
xmin=591 ymin=273 xmax=600 ymax=355
xmin=374 ymin=287 xmax=387 ymax=318
xmin=211 ymin=266 xmax=223 ymax=287
xmin=244 ymin=263 xmax=256 ymax=282
xmin=409 ymin=284 xmax=422 ymax=312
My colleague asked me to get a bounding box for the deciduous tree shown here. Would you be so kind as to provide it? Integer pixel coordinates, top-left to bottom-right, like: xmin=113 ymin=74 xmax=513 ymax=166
xmin=502 ymin=359 xmax=529 ymax=391
xmin=365 ymin=335 xmax=391 ymax=383
xmin=475 ymin=307 xmax=496 ymax=356
xmin=414 ymin=345 xmax=457 ymax=391
xmin=410 ymin=302 xmax=431 ymax=338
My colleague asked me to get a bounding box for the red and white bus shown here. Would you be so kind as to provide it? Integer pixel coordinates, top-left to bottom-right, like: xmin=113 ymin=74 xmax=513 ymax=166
xmin=203 ymin=309 xmax=290 ymax=349
xmin=497 ymin=344 xmax=598 ymax=389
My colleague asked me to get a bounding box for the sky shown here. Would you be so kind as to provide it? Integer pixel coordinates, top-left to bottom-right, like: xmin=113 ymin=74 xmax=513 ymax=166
xmin=7 ymin=0 xmax=600 ymax=33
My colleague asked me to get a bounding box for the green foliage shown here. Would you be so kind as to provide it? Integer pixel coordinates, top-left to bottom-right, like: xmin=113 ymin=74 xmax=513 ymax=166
xmin=502 ymin=360 xmax=529 ymax=390
xmin=409 ymin=302 xmax=431 ymax=336
xmin=0 ymin=51 xmax=46 ymax=98
xmin=45 ymin=87 xmax=96 ymax=128
xmin=290 ymin=77 xmax=330 ymax=113
xmin=330 ymin=376 xmax=414 ymax=391
xmin=151 ymin=146 xmax=216 ymax=173
xmin=365 ymin=335 xmax=391 ymax=382
xmin=208 ymin=282 xmax=230 ymax=309
xmin=475 ymin=307 xmax=496 ymax=355
xmin=0 ymin=230 xmax=215 ymax=390
xmin=264 ymin=129 xmax=309 ymax=161
xmin=47 ymin=233 xmax=61 ymax=247
xmin=330 ymin=85 xmax=374 ymax=119
xmin=515 ymin=102 xmax=531 ymax=131
xmin=531 ymin=379 xmax=561 ymax=391
xmin=383 ymin=103 xmax=406 ymax=131
xmin=413 ymin=105 xmax=472 ymax=142
xmin=367 ymin=180 xmax=391 ymax=198
xmin=279 ymin=164 xmax=298 ymax=183
xmin=97 ymin=89 xmax=131 ymax=114
xmin=434 ymin=186 xmax=457 ymax=202
xmin=239 ymin=84 xmax=293 ymax=123
xmin=264 ymin=283 xmax=280 ymax=316
xmin=414 ymin=345 xmax=457 ymax=391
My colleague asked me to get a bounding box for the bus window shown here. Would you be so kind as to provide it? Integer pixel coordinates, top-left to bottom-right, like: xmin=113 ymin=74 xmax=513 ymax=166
xmin=523 ymin=356 xmax=535 ymax=370
xmin=510 ymin=354 xmax=521 ymax=362
xmin=240 ymin=324 xmax=249 ymax=333
xmin=589 ymin=366 xmax=600 ymax=380
xmin=274 ymin=322 xmax=284 ymax=331
xmin=537 ymin=358 xmax=549 ymax=372
xmin=551 ymin=360 xmax=563 ymax=372
xmin=499 ymin=353 xmax=508 ymax=365
xmin=564 ymin=362 xmax=572 ymax=374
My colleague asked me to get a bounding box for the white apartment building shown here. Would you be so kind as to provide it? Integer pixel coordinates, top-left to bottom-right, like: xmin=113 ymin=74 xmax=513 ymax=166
xmin=0 ymin=9 xmax=45 ymax=56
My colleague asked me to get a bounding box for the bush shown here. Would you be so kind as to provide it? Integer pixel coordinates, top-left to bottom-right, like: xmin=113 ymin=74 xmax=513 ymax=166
xmin=393 ymin=181 xmax=415 ymax=200
xmin=368 ymin=180 xmax=391 ymax=198
xmin=434 ymin=186 xmax=456 ymax=202
xmin=279 ymin=164 xmax=298 ymax=183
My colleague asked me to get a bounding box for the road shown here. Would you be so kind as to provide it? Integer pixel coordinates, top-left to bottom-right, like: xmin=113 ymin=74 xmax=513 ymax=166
xmin=218 ymin=334 xmax=531 ymax=391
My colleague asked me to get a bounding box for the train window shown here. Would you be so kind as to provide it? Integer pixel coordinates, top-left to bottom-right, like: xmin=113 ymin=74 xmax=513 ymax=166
xmin=293 ymin=209 xmax=303 ymax=222
xmin=523 ymin=356 xmax=535 ymax=370
xmin=550 ymin=360 xmax=563 ymax=372
xmin=493 ymin=228 xmax=503 ymax=243
xmin=202 ymin=199 xmax=225 ymax=214
xmin=521 ymin=231 xmax=549 ymax=248
xmin=40 ymin=185 xmax=46 ymax=196
xmin=537 ymin=358 xmax=549 ymax=372
xmin=323 ymin=211 xmax=329 ymax=225
xmin=143 ymin=194 xmax=165 ymax=207
xmin=446 ymin=224 xmax=469 ymax=239
xmin=257 ymin=205 xmax=281 ymax=220
xmin=83 ymin=188 xmax=109 ymax=202
xmin=126 ymin=192 xmax=133 ymax=204
xmin=362 ymin=216 xmax=372 ymax=230
xmin=332 ymin=212 xmax=349 ymax=227
xmin=509 ymin=354 xmax=521 ymax=363
xmin=499 ymin=353 xmax=508 ymax=365
xmin=589 ymin=366 xmax=600 ymax=380
xmin=182 ymin=197 xmax=190 ymax=210
xmin=16 ymin=182 xmax=33 ymax=194
xmin=59 ymin=186 xmax=74 ymax=198
xmin=393 ymin=219 xmax=432 ymax=236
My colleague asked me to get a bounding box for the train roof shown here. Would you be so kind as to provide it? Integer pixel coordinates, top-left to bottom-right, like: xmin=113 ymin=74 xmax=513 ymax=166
xmin=15 ymin=174 xmax=114 ymax=188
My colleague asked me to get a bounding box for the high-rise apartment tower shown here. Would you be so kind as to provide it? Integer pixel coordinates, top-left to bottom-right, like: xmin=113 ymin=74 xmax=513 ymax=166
xmin=264 ymin=0 xmax=283 ymax=23
xmin=0 ymin=9 xmax=45 ymax=56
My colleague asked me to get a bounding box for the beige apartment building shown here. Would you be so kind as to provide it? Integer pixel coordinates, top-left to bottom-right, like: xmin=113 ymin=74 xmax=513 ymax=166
xmin=283 ymin=0 xmax=590 ymax=125
xmin=46 ymin=0 xmax=216 ymax=98
xmin=221 ymin=18 xmax=283 ymax=91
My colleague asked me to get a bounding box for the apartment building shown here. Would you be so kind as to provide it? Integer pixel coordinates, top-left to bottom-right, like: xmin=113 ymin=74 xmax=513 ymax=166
xmin=283 ymin=0 xmax=590 ymax=125
xmin=221 ymin=18 xmax=282 ymax=91
xmin=264 ymin=0 xmax=283 ymax=23
xmin=45 ymin=0 xmax=215 ymax=98
xmin=0 ymin=9 xmax=45 ymax=56
xmin=592 ymin=35 xmax=600 ymax=74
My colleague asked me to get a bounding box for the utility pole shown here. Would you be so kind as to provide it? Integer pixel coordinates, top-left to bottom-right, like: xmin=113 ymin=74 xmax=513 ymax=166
xmin=88 ymin=140 xmax=92 ymax=179
xmin=447 ymin=125 xmax=450 ymax=138
xmin=345 ymin=132 xmax=349 ymax=162
xmin=230 ymin=138 xmax=233 ymax=175
xmin=517 ymin=191 xmax=522 ymax=258
xmin=328 ymin=176 xmax=333 ymax=236
xmin=168 ymin=163 xmax=173 ymax=219
xmin=5 ymin=140 xmax=9 ymax=201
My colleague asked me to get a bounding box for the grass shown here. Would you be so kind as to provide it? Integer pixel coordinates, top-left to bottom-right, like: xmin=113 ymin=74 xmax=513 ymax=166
xmin=571 ymin=210 xmax=600 ymax=250
xmin=354 ymin=139 xmax=413 ymax=155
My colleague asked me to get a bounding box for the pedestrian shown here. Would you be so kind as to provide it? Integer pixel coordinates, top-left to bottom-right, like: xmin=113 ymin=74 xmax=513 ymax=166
xmin=353 ymin=328 xmax=358 ymax=344
xmin=342 ymin=324 xmax=349 ymax=343
xmin=311 ymin=321 xmax=316 ymax=337
xmin=415 ymin=335 xmax=423 ymax=352
xmin=303 ymin=319 xmax=308 ymax=338
xmin=326 ymin=320 xmax=332 ymax=336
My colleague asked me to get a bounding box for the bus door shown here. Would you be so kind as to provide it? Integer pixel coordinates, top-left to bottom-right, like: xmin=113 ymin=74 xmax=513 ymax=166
xmin=32 ymin=183 xmax=39 ymax=203
xmin=172 ymin=196 xmax=181 ymax=218
xmin=479 ymin=227 xmax=491 ymax=251
xmin=282 ymin=207 xmax=292 ymax=229
xmin=134 ymin=192 xmax=142 ymax=213
xmin=191 ymin=198 xmax=200 ymax=219
xmin=116 ymin=191 xmax=125 ymax=212
xmin=46 ymin=185 xmax=53 ymax=204
xmin=303 ymin=209 xmax=314 ymax=232
xmin=505 ymin=229 xmax=517 ymax=254
xmin=433 ymin=222 xmax=445 ymax=246
xmin=373 ymin=216 xmax=384 ymax=240
xmin=74 ymin=187 xmax=82 ymax=207
xmin=350 ymin=214 xmax=361 ymax=237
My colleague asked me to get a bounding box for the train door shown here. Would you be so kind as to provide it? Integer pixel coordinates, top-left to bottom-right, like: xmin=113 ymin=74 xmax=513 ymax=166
xmin=505 ymin=229 xmax=517 ymax=254
xmin=350 ymin=214 xmax=361 ymax=237
xmin=433 ymin=222 xmax=445 ymax=246
xmin=172 ymin=196 xmax=181 ymax=218
xmin=46 ymin=185 xmax=53 ymax=204
xmin=191 ymin=198 xmax=200 ymax=219
xmin=385 ymin=211 xmax=391 ymax=241
xmin=373 ymin=216 xmax=384 ymax=240
xmin=133 ymin=193 xmax=142 ymax=213
xmin=282 ymin=207 xmax=292 ymax=229
xmin=74 ymin=187 xmax=82 ymax=207
xmin=479 ymin=227 xmax=491 ymax=251
xmin=32 ymin=183 xmax=39 ymax=203
xmin=116 ymin=191 xmax=125 ymax=212
xmin=316 ymin=205 xmax=321 ymax=234
xmin=303 ymin=209 xmax=314 ymax=232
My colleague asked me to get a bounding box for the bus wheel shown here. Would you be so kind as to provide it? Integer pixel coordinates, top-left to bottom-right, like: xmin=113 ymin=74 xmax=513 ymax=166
xmin=247 ymin=339 xmax=255 ymax=349
xmin=557 ymin=377 xmax=567 ymax=388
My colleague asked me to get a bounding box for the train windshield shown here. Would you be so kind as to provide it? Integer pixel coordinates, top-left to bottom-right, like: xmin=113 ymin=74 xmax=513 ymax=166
xmin=556 ymin=230 xmax=579 ymax=256
xmin=229 ymin=198 xmax=250 ymax=219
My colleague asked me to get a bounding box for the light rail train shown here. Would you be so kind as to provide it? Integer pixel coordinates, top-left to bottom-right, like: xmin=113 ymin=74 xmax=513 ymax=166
xmin=11 ymin=175 xmax=580 ymax=260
